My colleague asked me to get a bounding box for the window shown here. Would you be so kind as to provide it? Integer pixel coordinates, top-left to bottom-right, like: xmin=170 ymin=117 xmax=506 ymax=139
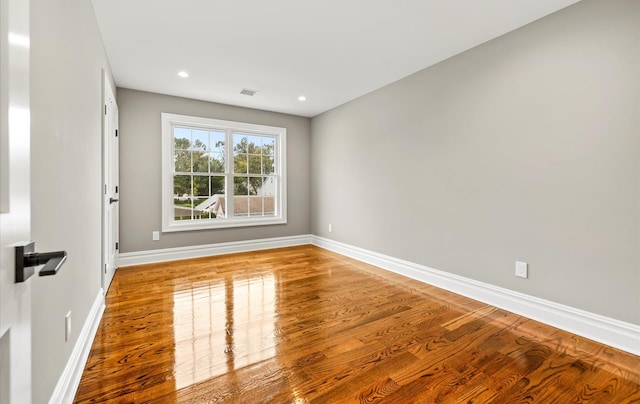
xmin=161 ymin=113 xmax=286 ymax=232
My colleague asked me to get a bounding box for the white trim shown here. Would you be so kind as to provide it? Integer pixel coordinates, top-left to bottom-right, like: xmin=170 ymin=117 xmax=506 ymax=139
xmin=164 ymin=216 xmax=287 ymax=232
xmin=119 ymin=234 xmax=313 ymax=267
xmin=311 ymin=236 xmax=640 ymax=356
xmin=161 ymin=113 xmax=287 ymax=232
xmin=49 ymin=289 xmax=105 ymax=404
xmin=102 ymin=70 xmax=119 ymax=293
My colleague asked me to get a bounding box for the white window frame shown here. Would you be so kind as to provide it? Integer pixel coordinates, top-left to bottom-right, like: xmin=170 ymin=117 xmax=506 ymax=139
xmin=161 ymin=113 xmax=287 ymax=232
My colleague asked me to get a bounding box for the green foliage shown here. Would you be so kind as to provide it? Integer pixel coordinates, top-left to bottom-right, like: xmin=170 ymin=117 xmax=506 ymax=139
xmin=173 ymin=132 xmax=275 ymax=212
xmin=174 ymin=136 xmax=226 ymax=197
xmin=233 ymin=136 xmax=274 ymax=195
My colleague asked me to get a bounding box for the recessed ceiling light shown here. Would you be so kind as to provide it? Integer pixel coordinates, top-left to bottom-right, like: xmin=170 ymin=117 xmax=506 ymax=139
xmin=178 ymin=71 xmax=189 ymax=78
xmin=298 ymin=95 xmax=306 ymax=101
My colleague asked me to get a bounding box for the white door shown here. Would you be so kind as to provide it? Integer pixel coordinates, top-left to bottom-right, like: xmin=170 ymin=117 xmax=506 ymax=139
xmin=0 ymin=0 xmax=32 ymax=402
xmin=102 ymin=73 xmax=119 ymax=292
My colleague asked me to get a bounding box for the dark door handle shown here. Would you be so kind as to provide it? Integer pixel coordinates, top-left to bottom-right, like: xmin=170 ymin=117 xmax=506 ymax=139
xmin=15 ymin=241 xmax=67 ymax=282
xmin=109 ymin=198 xmax=119 ymax=204
xmin=35 ymin=254 xmax=67 ymax=276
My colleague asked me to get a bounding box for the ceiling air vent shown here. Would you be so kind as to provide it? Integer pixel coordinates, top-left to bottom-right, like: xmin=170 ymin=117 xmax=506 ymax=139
xmin=240 ymin=88 xmax=257 ymax=96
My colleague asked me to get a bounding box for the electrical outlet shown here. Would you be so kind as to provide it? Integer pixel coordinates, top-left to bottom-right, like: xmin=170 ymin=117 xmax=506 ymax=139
xmin=515 ymin=261 xmax=528 ymax=279
xmin=152 ymin=231 xmax=160 ymax=241
xmin=328 ymin=224 xmax=332 ymax=233
xmin=65 ymin=311 xmax=71 ymax=342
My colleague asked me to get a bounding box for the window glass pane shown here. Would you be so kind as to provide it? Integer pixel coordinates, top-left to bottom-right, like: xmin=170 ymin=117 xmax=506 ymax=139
xmin=233 ymin=196 xmax=249 ymax=217
xmin=210 ymin=176 xmax=225 ymax=195
xmin=210 ymin=130 xmax=225 ymax=153
xmin=263 ymin=195 xmax=275 ymax=215
xmin=193 ymin=175 xmax=210 ymax=197
xmin=246 ymin=135 xmax=262 ymax=154
xmin=248 ymin=154 xmax=262 ymax=174
xmin=195 ymin=183 xmax=226 ymax=219
xmin=259 ymin=177 xmax=276 ymax=196
xmin=192 ymin=129 xmax=209 ymax=151
xmin=248 ymin=196 xmax=263 ymax=216
xmin=174 ymin=127 xmax=191 ymax=150
xmin=233 ymin=134 xmax=248 ymax=153
xmin=192 ymin=151 xmax=208 ymax=173
xmin=192 ymin=197 xmax=215 ymax=220
xmin=247 ymin=177 xmax=260 ymax=195
xmin=234 ymin=176 xmax=248 ymax=196
xmin=261 ymin=155 xmax=274 ymax=175
xmin=234 ymin=153 xmax=248 ymax=174
xmin=174 ymin=151 xmax=192 ymax=173
xmin=208 ymin=194 xmax=227 ymax=218
xmin=261 ymin=136 xmax=275 ymax=155
xmin=173 ymin=175 xmax=191 ymax=198
xmin=173 ymin=175 xmax=193 ymax=221
xmin=174 ymin=200 xmax=194 ymax=221
xmin=233 ymin=176 xmax=249 ymax=217
xmin=209 ymin=152 xmax=224 ymax=173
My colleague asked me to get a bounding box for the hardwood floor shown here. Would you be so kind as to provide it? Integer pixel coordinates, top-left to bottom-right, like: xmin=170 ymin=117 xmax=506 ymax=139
xmin=74 ymin=245 xmax=640 ymax=403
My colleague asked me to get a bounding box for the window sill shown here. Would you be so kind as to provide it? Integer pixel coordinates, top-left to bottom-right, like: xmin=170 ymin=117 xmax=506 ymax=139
xmin=162 ymin=216 xmax=287 ymax=232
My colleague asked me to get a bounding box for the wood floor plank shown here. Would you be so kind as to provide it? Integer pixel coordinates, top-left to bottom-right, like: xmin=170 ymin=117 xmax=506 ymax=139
xmin=74 ymin=245 xmax=640 ymax=403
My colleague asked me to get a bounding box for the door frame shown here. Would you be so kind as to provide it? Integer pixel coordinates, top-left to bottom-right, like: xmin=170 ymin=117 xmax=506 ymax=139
xmin=101 ymin=71 xmax=119 ymax=293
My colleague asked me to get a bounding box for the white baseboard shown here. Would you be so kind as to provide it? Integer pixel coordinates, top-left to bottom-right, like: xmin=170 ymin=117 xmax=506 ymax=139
xmin=118 ymin=234 xmax=313 ymax=267
xmin=109 ymin=234 xmax=640 ymax=356
xmin=311 ymin=236 xmax=640 ymax=356
xmin=49 ymin=289 xmax=105 ymax=404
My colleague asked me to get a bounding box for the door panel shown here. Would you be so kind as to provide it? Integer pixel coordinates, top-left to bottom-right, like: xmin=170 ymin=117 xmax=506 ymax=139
xmin=103 ymin=73 xmax=119 ymax=292
xmin=0 ymin=0 xmax=32 ymax=401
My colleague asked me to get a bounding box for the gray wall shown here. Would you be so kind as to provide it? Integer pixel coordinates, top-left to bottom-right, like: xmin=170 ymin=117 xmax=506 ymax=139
xmin=30 ymin=0 xmax=114 ymax=402
xmin=117 ymin=89 xmax=311 ymax=253
xmin=311 ymin=0 xmax=640 ymax=325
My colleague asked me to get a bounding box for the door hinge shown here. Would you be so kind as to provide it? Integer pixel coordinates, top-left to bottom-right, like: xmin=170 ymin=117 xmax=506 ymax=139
xmin=104 ymin=105 xmax=107 ymax=115
xmin=115 ymin=242 xmax=119 ymax=251
xmin=115 ymin=186 xmax=119 ymax=194
xmin=104 ymin=184 xmax=107 ymax=194
xmin=115 ymin=129 xmax=118 ymax=137
xmin=104 ymin=263 xmax=107 ymax=273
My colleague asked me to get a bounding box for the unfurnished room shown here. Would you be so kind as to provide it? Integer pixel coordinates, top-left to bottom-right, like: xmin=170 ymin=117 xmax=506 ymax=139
xmin=0 ymin=0 xmax=639 ymax=403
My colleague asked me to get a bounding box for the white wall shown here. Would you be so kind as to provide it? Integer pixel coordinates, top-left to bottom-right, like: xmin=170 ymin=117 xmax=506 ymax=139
xmin=311 ymin=0 xmax=640 ymax=325
xmin=30 ymin=0 xmax=114 ymax=401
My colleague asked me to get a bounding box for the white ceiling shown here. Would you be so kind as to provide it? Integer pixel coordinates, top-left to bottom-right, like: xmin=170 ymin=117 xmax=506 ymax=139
xmin=91 ymin=0 xmax=581 ymax=118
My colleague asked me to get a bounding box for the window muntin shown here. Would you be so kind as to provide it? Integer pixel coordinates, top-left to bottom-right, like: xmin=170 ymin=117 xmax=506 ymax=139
xmin=162 ymin=114 xmax=286 ymax=232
